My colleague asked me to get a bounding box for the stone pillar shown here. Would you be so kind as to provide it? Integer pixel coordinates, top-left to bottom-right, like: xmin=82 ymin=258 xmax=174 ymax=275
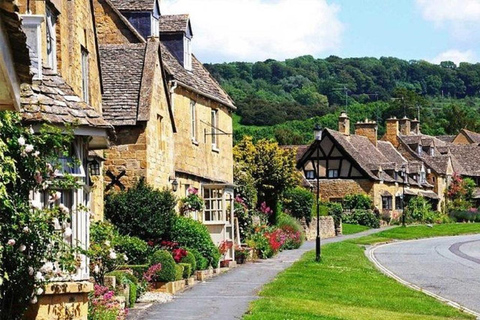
xmin=410 ymin=118 xmax=420 ymax=134
xmin=355 ymin=119 xmax=378 ymax=146
xmin=399 ymin=116 xmax=411 ymax=135
xmin=384 ymin=117 xmax=399 ymax=147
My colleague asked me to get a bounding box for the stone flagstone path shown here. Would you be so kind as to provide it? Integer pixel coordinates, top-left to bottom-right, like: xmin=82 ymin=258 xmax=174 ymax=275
xmin=129 ymin=227 xmax=393 ymax=320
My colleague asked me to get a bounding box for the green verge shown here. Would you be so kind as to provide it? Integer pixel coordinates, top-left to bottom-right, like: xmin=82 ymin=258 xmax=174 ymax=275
xmin=341 ymin=223 xmax=370 ymax=235
xmin=244 ymin=224 xmax=480 ymax=320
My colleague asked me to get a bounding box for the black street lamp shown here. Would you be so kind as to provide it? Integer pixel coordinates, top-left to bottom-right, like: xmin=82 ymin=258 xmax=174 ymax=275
xmin=313 ymin=124 xmax=323 ymax=262
xmin=401 ymin=164 xmax=407 ymax=227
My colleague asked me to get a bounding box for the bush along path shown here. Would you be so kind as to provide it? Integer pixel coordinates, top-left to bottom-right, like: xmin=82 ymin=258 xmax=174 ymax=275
xmin=129 ymin=227 xmax=395 ymax=320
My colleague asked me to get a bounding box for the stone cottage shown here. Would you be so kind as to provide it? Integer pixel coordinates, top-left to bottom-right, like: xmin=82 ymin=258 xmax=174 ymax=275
xmin=16 ymin=0 xmax=113 ymax=318
xmin=93 ymin=1 xmax=237 ymax=259
xmin=296 ymin=113 xmax=437 ymax=220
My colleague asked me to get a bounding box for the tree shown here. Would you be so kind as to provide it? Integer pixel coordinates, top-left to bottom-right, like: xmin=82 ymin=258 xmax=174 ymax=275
xmin=233 ymin=136 xmax=299 ymax=224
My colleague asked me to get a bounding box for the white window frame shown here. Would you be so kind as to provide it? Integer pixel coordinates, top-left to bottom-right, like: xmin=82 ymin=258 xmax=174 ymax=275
xmin=151 ymin=14 xmax=159 ymax=37
xmin=81 ymin=47 xmax=89 ymax=104
xmin=184 ymin=36 xmax=192 ymax=71
xmin=55 ymin=141 xmax=86 ymax=178
xmin=190 ymin=100 xmax=197 ymax=143
xmin=45 ymin=6 xmax=57 ymax=71
xmin=211 ymin=109 xmax=219 ymax=150
xmin=203 ymin=187 xmax=225 ymax=223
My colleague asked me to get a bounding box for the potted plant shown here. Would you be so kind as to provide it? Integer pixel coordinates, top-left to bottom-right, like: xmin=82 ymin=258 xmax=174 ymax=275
xmin=218 ymin=240 xmax=233 ymax=267
xmin=180 ymin=187 xmax=204 ymax=218
xmin=234 ymin=245 xmax=251 ymax=264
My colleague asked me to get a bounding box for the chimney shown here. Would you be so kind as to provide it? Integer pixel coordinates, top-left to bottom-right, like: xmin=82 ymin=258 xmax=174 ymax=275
xmin=338 ymin=112 xmax=350 ymax=135
xmin=399 ymin=116 xmax=411 ymax=135
xmin=21 ymin=14 xmax=44 ymax=80
xmin=410 ymin=118 xmax=420 ymax=134
xmin=355 ymin=118 xmax=377 ymax=146
xmin=384 ymin=116 xmax=399 ymax=147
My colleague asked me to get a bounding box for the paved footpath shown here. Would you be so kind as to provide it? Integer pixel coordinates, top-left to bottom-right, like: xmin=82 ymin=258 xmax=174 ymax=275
xmin=131 ymin=227 xmax=393 ymax=320
xmin=369 ymin=234 xmax=480 ymax=317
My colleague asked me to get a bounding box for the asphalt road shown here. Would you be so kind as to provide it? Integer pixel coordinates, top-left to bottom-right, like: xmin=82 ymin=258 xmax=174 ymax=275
xmin=132 ymin=227 xmax=393 ymax=320
xmin=371 ymin=233 xmax=480 ymax=316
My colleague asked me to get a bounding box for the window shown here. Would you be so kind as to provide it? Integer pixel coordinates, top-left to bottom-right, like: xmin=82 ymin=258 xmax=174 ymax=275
xmin=204 ymin=188 xmax=224 ymax=222
xmin=184 ymin=36 xmax=192 ymax=71
xmin=305 ymin=170 xmax=315 ymax=179
xmin=46 ymin=6 xmax=57 ymax=71
xmin=190 ymin=100 xmax=197 ymax=142
xmin=327 ymin=169 xmax=339 ymax=178
xmin=211 ymin=109 xmax=218 ymax=150
xmin=395 ymin=196 xmax=403 ymax=210
xmin=81 ymin=47 xmax=89 ymax=103
xmin=151 ymin=14 xmax=159 ymax=36
xmin=52 ymin=143 xmax=86 ymax=178
xmin=420 ymin=171 xmax=426 ymax=184
xmin=382 ymin=196 xmax=392 ymax=210
xmin=156 ymin=115 xmax=163 ymax=150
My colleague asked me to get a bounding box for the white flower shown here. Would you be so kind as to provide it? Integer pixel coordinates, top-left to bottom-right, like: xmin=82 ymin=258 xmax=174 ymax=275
xmin=93 ymin=265 xmax=100 ymax=274
xmin=35 ymin=272 xmax=44 ymax=281
xmin=109 ymin=250 xmax=117 ymax=260
xmin=33 ymin=151 xmax=40 ymax=157
xmin=18 ymin=136 xmax=25 ymax=146
xmin=19 ymin=244 xmax=26 ymax=252
xmin=58 ymin=203 xmax=69 ymax=214
xmin=52 ymin=218 xmax=60 ymax=229
xmin=30 ymin=296 xmax=37 ymax=304
xmin=7 ymin=239 xmax=15 ymax=246
xmin=36 ymin=287 xmax=43 ymax=295
xmin=30 ymin=200 xmax=42 ymax=210
xmin=104 ymin=240 xmax=110 ymax=247
xmin=123 ymin=254 xmax=128 ymax=261
xmin=63 ymin=227 xmax=72 ymax=238
xmin=40 ymin=262 xmax=54 ymax=273
xmin=29 ymin=126 xmax=35 ymax=135
xmin=25 ymin=144 xmax=34 ymax=153
xmin=28 ymin=267 xmax=34 ymax=275
xmin=23 ymin=226 xmax=30 ymax=233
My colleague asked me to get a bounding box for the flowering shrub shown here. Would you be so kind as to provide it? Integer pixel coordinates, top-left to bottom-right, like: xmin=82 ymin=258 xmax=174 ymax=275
xmin=87 ymin=221 xmax=129 ymax=286
xmin=143 ymin=263 xmax=162 ymax=282
xmin=0 ymin=112 xmax=82 ymax=319
xmin=159 ymin=241 xmax=188 ymax=263
xmin=234 ymin=195 xmax=253 ymax=241
xmin=88 ymin=284 xmax=127 ymax=320
xmin=180 ymin=187 xmax=204 ymax=214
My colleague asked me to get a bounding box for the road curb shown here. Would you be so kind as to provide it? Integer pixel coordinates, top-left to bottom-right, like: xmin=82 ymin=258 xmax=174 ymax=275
xmin=366 ymin=242 xmax=480 ymax=319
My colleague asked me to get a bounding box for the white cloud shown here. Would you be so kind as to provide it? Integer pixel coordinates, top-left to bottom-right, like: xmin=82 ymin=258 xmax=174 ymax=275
xmin=416 ymin=0 xmax=480 ymax=41
xmin=162 ymin=0 xmax=344 ymax=62
xmin=430 ymin=49 xmax=477 ymax=65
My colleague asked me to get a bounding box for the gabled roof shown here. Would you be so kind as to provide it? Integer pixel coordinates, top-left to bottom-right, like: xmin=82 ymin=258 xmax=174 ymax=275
xmin=437 ymin=135 xmax=455 ymax=143
xmin=160 ymin=43 xmax=236 ymax=110
xmin=459 ymin=129 xmax=480 ymax=144
xmin=160 ymin=14 xmax=191 ymax=34
xmin=21 ymin=67 xmax=112 ymax=130
xmin=448 ymin=144 xmax=480 ymax=176
xmin=109 ymin=0 xmax=156 ymax=11
xmin=100 ymin=43 xmax=146 ymax=125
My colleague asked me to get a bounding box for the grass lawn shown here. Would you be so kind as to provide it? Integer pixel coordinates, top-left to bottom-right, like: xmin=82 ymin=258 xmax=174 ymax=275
xmin=244 ymin=224 xmax=480 ymax=320
xmin=341 ymin=223 xmax=370 ymax=235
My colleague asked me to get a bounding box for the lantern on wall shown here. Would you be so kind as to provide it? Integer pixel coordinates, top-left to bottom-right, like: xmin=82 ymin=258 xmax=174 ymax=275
xmin=88 ymin=159 xmax=101 ymax=176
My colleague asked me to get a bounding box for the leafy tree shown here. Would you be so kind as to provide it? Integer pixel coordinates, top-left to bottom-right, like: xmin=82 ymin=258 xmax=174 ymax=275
xmin=234 ymin=137 xmax=299 ymax=224
xmin=283 ymin=187 xmax=314 ymax=225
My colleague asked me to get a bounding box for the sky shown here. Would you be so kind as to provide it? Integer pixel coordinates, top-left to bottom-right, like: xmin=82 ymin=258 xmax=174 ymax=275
xmin=162 ymin=0 xmax=480 ymax=65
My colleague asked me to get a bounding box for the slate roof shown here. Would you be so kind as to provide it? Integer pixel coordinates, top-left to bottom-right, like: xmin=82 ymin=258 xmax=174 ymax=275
xmin=109 ymin=0 xmax=155 ymax=11
xmin=99 ymin=43 xmax=146 ymax=126
xmin=448 ymin=145 xmax=480 ymax=176
xmin=437 ymin=135 xmax=455 ymax=143
xmin=0 ymin=0 xmax=31 ymax=84
xmin=460 ymin=129 xmax=480 ymax=144
xmin=160 ymin=42 xmax=235 ymax=110
xmin=20 ymin=67 xmax=112 ymax=129
xmin=160 ymin=14 xmax=190 ymax=34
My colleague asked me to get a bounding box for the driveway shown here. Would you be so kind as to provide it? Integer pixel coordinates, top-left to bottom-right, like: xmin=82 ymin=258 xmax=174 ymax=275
xmin=131 ymin=227 xmax=392 ymax=320
xmin=369 ymin=234 xmax=480 ymax=317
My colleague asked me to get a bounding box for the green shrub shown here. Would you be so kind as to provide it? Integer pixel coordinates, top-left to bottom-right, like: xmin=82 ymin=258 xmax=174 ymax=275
xmin=407 ymin=196 xmax=449 ymax=223
xmin=175 ymin=264 xmax=184 ymax=281
xmin=105 ymin=178 xmax=177 ymax=241
xmin=117 ymin=265 xmax=149 ymax=280
xmin=344 ymin=194 xmax=372 ymax=210
xmin=277 ymin=212 xmax=304 ymax=249
xmin=114 ymin=235 xmax=149 ymax=265
xmin=326 ymin=202 xmax=343 ymax=228
xmin=180 ymin=251 xmax=196 ymax=274
xmin=187 ymin=248 xmax=208 ymax=270
xmin=105 ymin=270 xmax=139 ymax=307
xmin=150 ymin=250 xmax=176 ymax=282
xmin=234 ymin=200 xmax=253 ymax=241
xmin=343 ymin=209 xmax=380 ymax=228
xmin=170 ymin=217 xmax=220 ymax=268
xmin=179 ymin=263 xmax=191 ymax=279
xmin=282 ymin=187 xmax=314 ymax=225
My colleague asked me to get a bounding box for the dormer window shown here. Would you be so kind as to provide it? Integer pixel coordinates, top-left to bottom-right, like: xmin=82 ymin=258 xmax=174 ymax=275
xmin=151 ymin=3 xmax=160 ymax=37
xmin=430 ymin=148 xmax=434 ymax=156
xmin=46 ymin=6 xmax=57 ymax=71
xmin=184 ymin=36 xmax=192 ymax=71
xmin=417 ymin=145 xmax=422 ymax=155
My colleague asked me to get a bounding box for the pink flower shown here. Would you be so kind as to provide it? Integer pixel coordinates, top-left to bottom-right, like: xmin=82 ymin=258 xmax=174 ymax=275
xmin=34 ymin=171 xmax=42 ymax=184
xmin=7 ymin=239 xmax=15 ymax=246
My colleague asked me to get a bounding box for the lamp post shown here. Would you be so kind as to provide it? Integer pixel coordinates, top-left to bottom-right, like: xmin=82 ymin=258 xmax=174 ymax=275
xmin=313 ymin=124 xmax=322 ymax=262
xmin=401 ymin=164 xmax=406 ymax=227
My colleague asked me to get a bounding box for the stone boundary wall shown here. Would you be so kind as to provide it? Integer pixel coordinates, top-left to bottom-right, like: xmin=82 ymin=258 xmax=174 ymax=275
xmin=303 ymin=216 xmax=336 ymax=241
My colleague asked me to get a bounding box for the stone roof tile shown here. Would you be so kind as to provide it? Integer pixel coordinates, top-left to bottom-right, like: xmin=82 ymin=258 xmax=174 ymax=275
xmin=160 ymin=14 xmax=189 ymax=33
xmin=109 ymin=0 xmax=155 ymax=11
